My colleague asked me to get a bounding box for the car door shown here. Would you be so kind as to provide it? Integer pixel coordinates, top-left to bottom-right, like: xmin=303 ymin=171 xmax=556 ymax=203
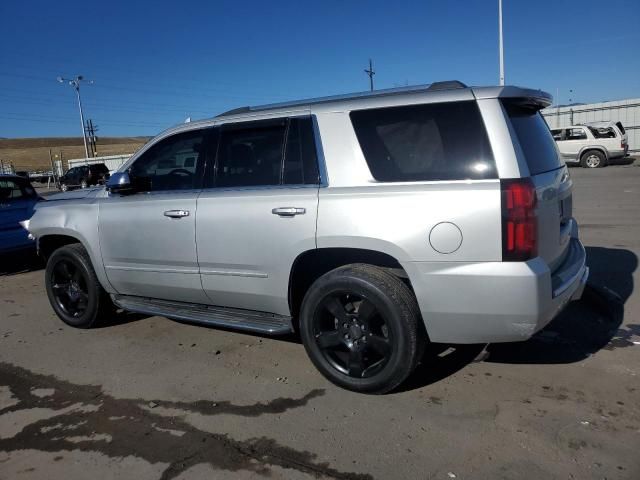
xmin=196 ymin=116 xmax=320 ymax=316
xmin=63 ymin=167 xmax=76 ymax=185
xmin=560 ymin=127 xmax=588 ymax=160
xmin=98 ymin=128 xmax=214 ymax=304
xmin=0 ymin=178 xmax=36 ymax=252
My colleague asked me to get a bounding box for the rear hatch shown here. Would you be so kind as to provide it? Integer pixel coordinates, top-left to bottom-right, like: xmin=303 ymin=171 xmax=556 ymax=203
xmin=503 ymin=100 xmax=573 ymax=272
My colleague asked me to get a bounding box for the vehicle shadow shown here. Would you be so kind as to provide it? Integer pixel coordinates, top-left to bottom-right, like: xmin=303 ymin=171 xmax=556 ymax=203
xmin=98 ymin=310 xmax=152 ymax=328
xmin=609 ymin=156 xmax=636 ymax=166
xmin=401 ymin=246 xmax=637 ymax=391
xmin=0 ymin=250 xmax=43 ymax=276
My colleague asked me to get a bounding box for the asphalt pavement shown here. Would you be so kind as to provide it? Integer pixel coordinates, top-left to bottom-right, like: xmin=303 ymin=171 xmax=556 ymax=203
xmin=1 ymin=162 xmax=639 ymax=479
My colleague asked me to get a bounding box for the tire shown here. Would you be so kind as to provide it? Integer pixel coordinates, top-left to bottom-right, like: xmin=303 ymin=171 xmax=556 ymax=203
xmin=60 ymin=183 xmax=68 ymax=192
xmin=299 ymin=263 xmax=425 ymax=394
xmin=80 ymin=179 xmax=88 ymax=189
xmin=580 ymin=150 xmax=606 ymax=168
xmin=45 ymin=244 xmax=115 ymax=328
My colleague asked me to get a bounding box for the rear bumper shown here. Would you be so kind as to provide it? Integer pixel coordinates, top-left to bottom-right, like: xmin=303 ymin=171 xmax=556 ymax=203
xmin=402 ymin=237 xmax=588 ymax=344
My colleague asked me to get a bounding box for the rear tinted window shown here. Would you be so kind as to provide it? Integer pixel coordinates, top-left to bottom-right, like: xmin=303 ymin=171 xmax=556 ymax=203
xmin=503 ymin=101 xmax=563 ymax=175
xmin=350 ymin=101 xmax=496 ymax=182
xmin=616 ymin=122 xmax=626 ymax=134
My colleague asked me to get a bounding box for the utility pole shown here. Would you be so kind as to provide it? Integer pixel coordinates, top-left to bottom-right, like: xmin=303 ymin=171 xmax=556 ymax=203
xmin=498 ymin=0 xmax=505 ymax=85
xmin=86 ymin=119 xmax=98 ymax=157
xmin=364 ymin=59 xmax=375 ymax=91
xmin=57 ymin=75 xmax=93 ymax=161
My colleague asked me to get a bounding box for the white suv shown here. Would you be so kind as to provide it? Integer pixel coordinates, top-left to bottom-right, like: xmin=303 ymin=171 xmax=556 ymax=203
xmin=551 ymin=121 xmax=628 ymax=168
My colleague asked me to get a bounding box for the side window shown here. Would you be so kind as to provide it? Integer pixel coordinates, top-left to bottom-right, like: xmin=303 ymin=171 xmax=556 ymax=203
xmin=129 ymin=130 xmax=208 ymax=191
xmin=215 ymin=122 xmax=286 ymax=188
xmin=551 ymin=129 xmax=563 ymax=141
xmin=0 ymin=179 xmax=25 ymax=200
xmin=351 ymin=101 xmax=496 ymax=181
xmin=283 ymin=117 xmax=320 ymax=185
xmin=567 ymin=128 xmax=587 ymax=140
xmin=589 ymin=127 xmax=616 ymax=139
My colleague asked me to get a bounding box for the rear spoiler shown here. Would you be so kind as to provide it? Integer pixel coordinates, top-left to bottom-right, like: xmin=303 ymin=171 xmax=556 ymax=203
xmin=472 ymin=86 xmax=552 ymax=110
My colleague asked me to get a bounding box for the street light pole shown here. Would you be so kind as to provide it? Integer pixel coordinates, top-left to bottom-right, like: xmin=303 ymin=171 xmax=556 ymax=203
xmin=499 ymin=0 xmax=505 ymax=86
xmin=58 ymin=75 xmax=92 ymax=160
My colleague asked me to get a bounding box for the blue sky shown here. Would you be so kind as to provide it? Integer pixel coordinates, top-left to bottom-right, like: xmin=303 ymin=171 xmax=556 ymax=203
xmin=1 ymin=0 xmax=639 ymax=138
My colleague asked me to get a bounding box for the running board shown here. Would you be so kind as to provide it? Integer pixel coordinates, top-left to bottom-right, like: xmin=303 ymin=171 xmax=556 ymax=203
xmin=112 ymin=295 xmax=294 ymax=335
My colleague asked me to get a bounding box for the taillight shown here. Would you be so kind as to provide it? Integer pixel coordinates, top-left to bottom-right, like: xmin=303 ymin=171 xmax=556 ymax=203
xmin=501 ymin=178 xmax=537 ymax=261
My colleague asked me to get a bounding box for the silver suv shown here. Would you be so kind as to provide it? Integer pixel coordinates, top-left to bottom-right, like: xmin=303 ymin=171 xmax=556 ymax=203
xmin=26 ymin=82 xmax=588 ymax=393
xmin=551 ymin=121 xmax=628 ymax=168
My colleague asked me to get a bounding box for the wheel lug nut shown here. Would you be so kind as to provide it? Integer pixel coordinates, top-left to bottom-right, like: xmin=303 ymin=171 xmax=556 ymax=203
xmin=343 ymin=323 xmax=347 ymax=328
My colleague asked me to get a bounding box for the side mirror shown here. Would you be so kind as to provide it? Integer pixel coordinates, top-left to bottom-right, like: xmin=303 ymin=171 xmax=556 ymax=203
xmin=106 ymin=171 xmax=133 ymax=194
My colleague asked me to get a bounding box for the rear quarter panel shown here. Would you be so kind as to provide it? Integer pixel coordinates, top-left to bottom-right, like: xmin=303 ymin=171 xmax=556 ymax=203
xmin=317 ymin=183 xmax=502 ymax=262
xmin=313 ymin=110 xmax=502 ymax=262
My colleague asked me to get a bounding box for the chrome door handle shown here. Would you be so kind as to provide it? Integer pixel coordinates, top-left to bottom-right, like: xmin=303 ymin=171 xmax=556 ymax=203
xmin=164 ymin=209 xmax=190 ymax=218
xmin=272 ymin=207 xmax=306 ymax=217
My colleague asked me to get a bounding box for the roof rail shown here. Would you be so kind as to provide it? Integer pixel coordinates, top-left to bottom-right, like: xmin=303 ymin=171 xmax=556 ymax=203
xmin=215 ymin=80 xmax=468 ymax=118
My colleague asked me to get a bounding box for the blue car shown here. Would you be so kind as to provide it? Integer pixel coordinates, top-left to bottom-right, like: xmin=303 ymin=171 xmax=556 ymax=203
xmin=0 ymin=174 xmax=41 ymax=255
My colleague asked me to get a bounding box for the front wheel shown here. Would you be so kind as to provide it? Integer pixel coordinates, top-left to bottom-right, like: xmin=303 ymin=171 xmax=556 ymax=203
xmin=80 ymin=179 xmax=88 ymax=188
xmin=45 ymin=244 xmax=115 ymax=328
xmin=299 ymin=264 xmax=425 ymax=394
xmin=60 ymin=183 xmax=68 ymax=192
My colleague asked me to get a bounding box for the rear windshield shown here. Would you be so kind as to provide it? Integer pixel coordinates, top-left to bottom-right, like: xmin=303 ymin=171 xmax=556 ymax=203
xmin=503 ymin=101 xmax=563 ymax=175
xmin=350 ymin=101 xmax=496 ymax=182
xmin=616 ymin=121 xmax=626 ymax=134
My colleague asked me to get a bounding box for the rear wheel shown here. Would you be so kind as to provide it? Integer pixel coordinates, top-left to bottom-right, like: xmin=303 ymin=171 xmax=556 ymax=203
xmin=299 ymin=264 xmax=425 ymax=394
xmin=45 ymin=244 xmax=115 ymax=328
xmin=581 ymin=150 xmax=606 ymax=168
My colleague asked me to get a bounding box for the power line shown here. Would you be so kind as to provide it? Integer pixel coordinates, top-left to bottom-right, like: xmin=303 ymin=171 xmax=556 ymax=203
xmin=0 ymin=93 xmax=213 ymax=115
xmin=0 ymin=113 xmax=166 ymax=127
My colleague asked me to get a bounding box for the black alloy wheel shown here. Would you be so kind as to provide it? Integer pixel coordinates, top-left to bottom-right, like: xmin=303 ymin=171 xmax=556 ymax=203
xmin=50 ymin=258 xmax=89 ymax=319
xmin=313 ymin=292 xmax=392 ymax=378
xmin=300 ymin=263 xmax=424 ymax=394
xmin=45 ymin=244 xmax=115 ymax=328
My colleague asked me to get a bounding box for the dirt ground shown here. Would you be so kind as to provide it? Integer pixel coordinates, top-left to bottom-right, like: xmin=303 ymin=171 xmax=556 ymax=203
xmin=0 ymin=163 xmax=638 ymax=479
xmin=0 ymin=137 xmax=148 ymax=171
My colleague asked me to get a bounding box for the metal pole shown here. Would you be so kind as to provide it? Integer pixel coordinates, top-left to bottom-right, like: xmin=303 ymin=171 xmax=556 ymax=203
xmin=369 ymin=59 xmax=374 ymax=91
xmin=74 ymin=85 xmax=90 ymax=161
xmin=499 ymin=0 xmax=505 ymax=86
xmin=364 ymin=59 xmax=375 ymax=91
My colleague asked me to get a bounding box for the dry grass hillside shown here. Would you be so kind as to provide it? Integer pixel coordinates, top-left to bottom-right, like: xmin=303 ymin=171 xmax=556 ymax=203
xmin=0 ymin=137 xmax=150 ymax=171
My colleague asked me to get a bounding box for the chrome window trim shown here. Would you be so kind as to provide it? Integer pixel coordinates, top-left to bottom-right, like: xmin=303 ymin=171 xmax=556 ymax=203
xmin=199 ymin=184 xmax=319 ymax=194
